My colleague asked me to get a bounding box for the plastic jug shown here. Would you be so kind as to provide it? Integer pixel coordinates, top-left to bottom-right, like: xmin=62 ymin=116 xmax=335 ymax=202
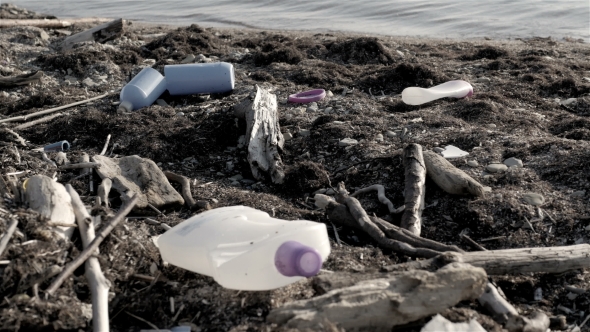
xmin=164 ymin=62 xmax=235 ymax=96
xmin=118 ymin=67 xmax=167 ymax=112
xmin=157 ymin=206 xmax=331 ymax=290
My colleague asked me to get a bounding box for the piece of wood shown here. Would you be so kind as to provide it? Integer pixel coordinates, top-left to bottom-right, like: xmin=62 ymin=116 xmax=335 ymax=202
xmin=478 ymin=282 xmax=518 ymax=323
xmin=268 ymin=262 xmax=487 ymax=331
xmin=423 ymin=150 xmax=485 ymax=196
xmin=92 ymin=155 xmax=184 ymax=210
xmin=61 ymin=18 xmax=124 ymax=51
xmin=25 ymin=175 xmax=76 ymax=240
xmin=0 ymin=128 xmax=27 ymax=146
xmin=401 ymin=143 xmax=426 ymax=235
xmin=242 ymin=85 xmax=285 ymax=184
xmin=97 ymin=178 xmax=112 ymax=209
xmin=0 ymin=19 xmax=72 ymax=29
xmin=0 ymin=92 xmax=110 ymax=124
xmin=13 ymin=112 xmax=64 ymax=130
xmin=54 ymin=152 xmax=68 ymax=166
xmin=66 ymin=185 xmax=110 ymax=332
xmin=164 ymin=171 xmax=196 ymax=209
xmin=99 ymin=134 xmax=111 ymax=156
xmin=0 ymin=71 xmax=43 ymax=88
xmin=350 ymin=184 xmax=397 ymax=214
xmin=45 ymin=194 xmax=138 ymax=297
xmin=59 ymin=162 xmax=100 ymax=170
xmin=0 ymin=218 xmax=18 ymax=258
xmin=505 ymin=311 xmax=550 ymax=332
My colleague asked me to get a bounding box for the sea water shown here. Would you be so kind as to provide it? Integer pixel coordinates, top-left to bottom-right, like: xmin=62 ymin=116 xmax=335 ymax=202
xmin=12 ymin=0 xmax=589 ymax=41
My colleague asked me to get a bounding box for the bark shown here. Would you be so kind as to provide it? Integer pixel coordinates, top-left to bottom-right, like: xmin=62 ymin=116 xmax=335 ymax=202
xmin=423 ymin=150 xmax=485 ymax=196
xmin=400 ymin=143 xmax=426 ymax=235
xmin=61 ymin=18 xmax=124 ymax=51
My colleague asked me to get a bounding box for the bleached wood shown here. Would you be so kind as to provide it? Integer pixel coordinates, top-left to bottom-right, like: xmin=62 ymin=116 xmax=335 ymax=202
xmin=0 ymin=19 xmax=72 ymax=29
xmin=478 ymin=282 xmax=518 ymax=323
xmin=25 ymin=175 xmax=75 ymax=239
xmin=97 ymin=178 xmax=112 ymax=209
xmin=401 ymin=143 xmax=426 ymax=235
xmin=164 ymin=171 xmax=196 ymax=209
xmin=61 ymin=18 xmax=124 ymax=51
xmin=0 ymin=71 xmax=43 ymax=88
xmin=423 ymin=150 xmax=485 ymax=196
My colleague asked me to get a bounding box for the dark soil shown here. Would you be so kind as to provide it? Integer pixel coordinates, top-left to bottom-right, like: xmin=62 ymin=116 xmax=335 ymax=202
xmin=1 ymin=3 xmax=590 ymax=332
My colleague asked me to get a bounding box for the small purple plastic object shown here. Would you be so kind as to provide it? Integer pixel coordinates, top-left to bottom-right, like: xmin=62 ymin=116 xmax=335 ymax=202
xmin=275 ymin=241 xmax=322 ymax=277
xmin=44 ymin=140 xmax=70 ymax=153
xmin=288 ymin=89 xmax=326 ymax=103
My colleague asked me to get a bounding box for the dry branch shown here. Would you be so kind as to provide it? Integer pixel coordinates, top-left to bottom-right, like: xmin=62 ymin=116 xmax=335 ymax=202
xmin=0 ymin=218 xmax=18 ymax=258
xmin=164 ymin=171 xmax=196 ymax=209
xmin=423 ymin=150 xmax=485 ymax=196
xmin=59 ymin=162 xmax=101 ymax=170
xmin=401 ymin=143 xmax=426 ymax=235
xmin=0 ymin=19 xmax=72 ymax=28
xmin=0 ymin=128 xmax=27 ymax=146
xmin=13 ymin=112 xmax=65 ymax=130
xmin=268 ymin=262 xmax=487 ymax=331
xmin=66 ymin=185 xmax=110 ymax=332
xmin=350 ymin=184 xmax=396 ymax=213
xmin=97 ymin=178 xmax=112 ymax=209
xmin=99 ymin=134 xmax=111 ymax=156
xmin=0 ymin=71 xmax=43 ymax=88
xmin=45 ymin=194 xmax=138 ymax=296
xmin=61 ymin=18 xmax=124 ymax=51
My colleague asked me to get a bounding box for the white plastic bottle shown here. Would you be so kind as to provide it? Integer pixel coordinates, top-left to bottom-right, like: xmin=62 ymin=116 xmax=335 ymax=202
xmin=164 ymin=62 xmax=235 ymax=96
xmin=157 ymin=206 xmax=331 ymax=290
xmin=401 ymin=80 xmax=473 ymax=105
xmin=118 ymin=67 xmax=167 ymax=112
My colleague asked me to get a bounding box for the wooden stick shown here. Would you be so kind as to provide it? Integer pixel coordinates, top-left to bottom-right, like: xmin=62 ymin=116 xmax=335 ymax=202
xmin=478 ymin=282 xmax=519 ymax=323
xmin=0 ymin=219 xmax=18 ymax=258
xmin=125 ymin=311 xmax=159 ymax=330
xmin=97 ymin=178 xmax=112 ymax=209
xmin=99 ymin=134 xmax=111 ymax=156
xmin=0 ymin=92 xmax=110 ymax=124
xmin=61 ymin=18 xmax=124 ymax=51
xmin=164 ymin=171 xmax=196 ymax=209
xmin=0 ymin=17 xmax=113 ymax=29
xmin=0 ymin=71 xmax=43 ymax=88
xmin=0 ymin=128 xmax=27 ymax=146
xmin=66 ymin=185 xmax=110 ymax=332
xmin=0 ymin=174 xmax=10 ymax=198
xmin=351 ymin=184 xmax=396 ymax=214
xmin=45 ymin=194 xmax=138 ymax=296
xmin=401 ymin=143 xmax=426 ymax=236
xmin=59 ymin=162 xmax=101 ymax=170
xmin=423 ymin=150 xmax=485 ymax=196
xmin=13 ymin=112 xmax=64 ymax=130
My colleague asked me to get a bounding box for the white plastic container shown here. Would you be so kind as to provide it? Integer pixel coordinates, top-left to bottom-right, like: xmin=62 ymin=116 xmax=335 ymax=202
xmin=119 ymin=67 xmax=167 ymax=112
xmin=401 ymin=80 xmax=473 ymax=105
xmin=164 ymin=62 xmax=235 ymax=96
xmin=157 ymin=206 xmax=331 ymax=290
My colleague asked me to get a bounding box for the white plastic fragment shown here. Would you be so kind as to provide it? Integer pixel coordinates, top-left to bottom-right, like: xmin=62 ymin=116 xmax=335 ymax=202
xmin=421 ymin=314 xmax=485 ymax=332
xmin=440 ymin=145 xmax=469 ymax=158
xmin=314 ymin=194 xmax=335 ymax=209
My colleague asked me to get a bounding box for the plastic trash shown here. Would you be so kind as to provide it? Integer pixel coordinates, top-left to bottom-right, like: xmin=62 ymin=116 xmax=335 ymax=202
xmin=402 ymin=80 xmax=473 ymax=105
xmin=440 ymin=145 xmax=469 ymax=158
xmin=164 ymin=62 xmax=235 ymax=96
xmin=288 ymin=89 xmax=326 ymax=103
xmin=157 ymin=205 xmax=330 ymax=290
xmin=44 ymin=140 xmax=70 ymax=152
xmin=119 ymin=67 xmax=167 ymax=112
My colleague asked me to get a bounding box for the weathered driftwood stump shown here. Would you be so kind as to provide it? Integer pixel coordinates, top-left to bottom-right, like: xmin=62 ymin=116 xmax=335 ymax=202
xmin=234 ymin=85 xmax=285 ymax=184
xmin=267 ymin=262 xmax=487 ymax=331
xmin=423 ymin=150 xmax=485 ymax=196
xmin=92 ymin=155 xmax=184 ymax=210
xmin=400 ymin=143 xmax=426 ymax=235
xmin=25 ymin=175 xmax=76 ymax=239
xmin=61 ymin=18 xmax=124 ymax=51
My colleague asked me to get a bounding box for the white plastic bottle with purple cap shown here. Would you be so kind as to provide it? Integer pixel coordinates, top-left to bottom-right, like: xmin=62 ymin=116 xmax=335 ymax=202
xmin=118 ymin=67 xmax=167 ymax=112
xmin=156 ymin=206 xmax=330 ymax=290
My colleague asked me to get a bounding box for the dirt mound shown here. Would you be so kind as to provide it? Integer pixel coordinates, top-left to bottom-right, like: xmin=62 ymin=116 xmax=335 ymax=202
xmin=361 ymin=63 xmax=448 ymax=94
xmin=326 ymin=37 xmax=394 ymax=65
xmin=460 ymin=46 xmax=508 ymax=60
xmin=143 ymin=24 xmax=222 ymax=61
xmin=253 ymin=46 xmax=304 ymax=66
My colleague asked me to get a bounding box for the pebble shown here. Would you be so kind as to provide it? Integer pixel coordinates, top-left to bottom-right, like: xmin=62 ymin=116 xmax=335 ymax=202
xmin=523 ymin=192 xmax=545 ymax=206
xmin=307 ymin=102 xmax=318 ymax=112
xmin=503 ymin=157 xmax=523 ymax=168
xmin=324 ymin=107 xmax=333 ymax=114
xmin=181 ymin=54 xmax=195 ymax=64
xmin=584 ymin=77 xmax=590 ymax=83
xmin=476 ymin=76 xmax=491 ymax=83
xmin=299 ymin=129 xmax=311 ymax=137
xmin=467 ymin=160 xmax=479 ymax=167
xmin=385 ymin=130 xmax=396 ymax=138
xmin=229 ymin=174 xmax=243 ymax=181
xmin=396 ymin=50 xmax=405 ymax=57
xmin=156 ymin=99 xmax=168 ymax=107
xmin=283 ymin=132 xmax=293 ymax=141
xmin=560 ymin=98 xmax=577 ymax=106
xmin=39 ymin=30 xmax=50 ymax=41
xmin=376 ymin=134 xmax=384 ymax=142
xmin=571 ymin=190 xmax=586 ymax=198
xmin=175 ymin=112 xmax=184 ymax=117
xmin=433 ymin=147 xmax=445 ymax=153
xmin=488 ymin=123 xmax=497 ymax=128
xmin=339 ymin=138 xmax=358 ymax=147
xmin=486 ymin=163 xmax=508 ymax=173
xmin=325 ymin=188 xmax=336 ymax=195
xmin=326 ymin=90 xmax=334 ymax=97
xmin=82 ymin=77 xmax=97 ymax=87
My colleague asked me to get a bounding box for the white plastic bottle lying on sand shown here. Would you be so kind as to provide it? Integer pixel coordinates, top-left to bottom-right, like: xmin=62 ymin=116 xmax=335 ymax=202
xmin=402 ymin=80 xmax=473 ymax=105
xmin=118 ymin=67 xmax=167 ymax=112
xmin=164 ymin=62 xmax=235 ymax=95
xmin=157 ymin=206 xmax=331 ymax=290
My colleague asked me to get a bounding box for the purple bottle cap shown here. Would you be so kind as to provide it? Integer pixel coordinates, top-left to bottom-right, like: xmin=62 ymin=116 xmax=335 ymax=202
xmin=275 ymin=241 xmax=322 ymax=277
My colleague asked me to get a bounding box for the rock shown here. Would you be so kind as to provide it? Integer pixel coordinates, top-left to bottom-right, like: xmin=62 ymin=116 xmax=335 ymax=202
xmin=283 ymin=132 xmax=293 ymax=141
xmin=571 ymin=190 xmax=586 ymax=198
xmin=326 ymin=90 xmax=334 ymax=97
xmin=175 ymin=112 xmax=185 ymax=117
xmin=339 ymin=138 xmax=358 ymax=147
xmin=314 ymin=194 xmax=335 ymax=209
xmin=92 ymin=155 xmax=185 ymax=210
xmin=467 ymin=160 xmax=479 ymax=167
xmin=39 ymin=29 xmax=50 ymax=41
xmin=156 ymin=99 xmax=168 ymax=107
xmin=503 ymin=157 xmax=523 ymax=168
xmin=560 ymin=98 xmax=577 ymax=106
xmin=299 ymin=129 xmax=310 ymax=137
xmin=385 ymin=130 xmax=396 ymax=137
xmin=476 ymin=76 xmax=491 ymax=84
xmin=396 ymin=50 xmax=405 ymax=57
xmin=421 ymin=314 xmax=485 ymax=332
xmin=82 ymin=77 xmax=97 ymax=87
xmin=433 ymin=147 xmax=445 ymax=153
xmin=584 ymin=77 xmax=590 ymax=83
xmin=486 ymin=163 xmax=508 ymax=173
xmin=376 ymin=134 xmax=384 ymax=142
xmin=523 ymin=192 xmax=545 ymax=206
xmin=324 ymin=107 xmax=333 ymax=114
xmin=307 ymin=103 xmax=318 ymax=112
xmin=229 ymin=174 xmax=243 ymax=181
xmin=488 ymin=123 xmax=497 ymax=128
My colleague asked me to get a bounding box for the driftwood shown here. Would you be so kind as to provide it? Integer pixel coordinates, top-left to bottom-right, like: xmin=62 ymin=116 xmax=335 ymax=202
xmin=13 ymin=112 xmax=65 ymax=130
xmin=163 ymin=171 xmax=196 ymax=209
xmin=235 ymin=85 xmax=285 ymax=184
xmin=0 ymin=128 xmax=27 ymax=146
xmin=92 ymin=155 xmax=184 ymax=210
xmin=0 ymin=18 xmax=113 ymax=29
xmin=0 ymin=92 xmax=110 ymax=124
xmin=25 ymin=175 xmax=76 ymax=239
xmin=0 ymin=71 xmax=43 ymax=88
xmin=59 ymin=162 xmax=101 ymax=170
xmin=99 ymin=134 xmax=111 ymax=156
xmin=423 ymin=150 xmax=485 ymax=196
xmin=350 ymin=184 xmax=398 ymax=213
xmin=400 ymin=143 xmax=426 ymax=235
xmin=0 ymin=218 xmax=18 ymax=258
xmin=267 ymin=262 xmax=487 ymax=332
xmin=97 ymin=178 xmax=112 ymax=209
xmin=66 ymin=185 xmax=110 ymax=332
xmin=506 ymin=311 xmax=550 ymax=332
xmin=478 ymin=282 xmax=518 ymax=322
xmin=45 ymin=194 xmax=138 ymax=297
xmin=61 ymin=18 xmax=124 ymax=51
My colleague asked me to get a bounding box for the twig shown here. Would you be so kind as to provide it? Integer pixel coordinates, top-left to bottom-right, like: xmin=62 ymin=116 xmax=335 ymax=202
xmin=41 ymin=152 xmax=57 ymax=168
xmin=0 ymin=219 xmax=18 ymax=258
xmin=99 ymin=134 xmax=111 ymax=156
xmin=480 ymin=236 xmax=506 ymax=242
xmin=580 ymin=313 xmax=590 ymax=328
xmin=461 ymin=234 xmax=487 ymax=251
xmin=400 ymin=143 xmax=426 ymax=236
xmin=172 ymin=304 xmax=185 ymax=322
xmin=13 ymin=112 xmax=65 ymax=130
xmin=1 ymin=128 xmax=27 ymax=146
xmin=523 ymin=216 xmax=537 ymax=233
xmin=147 ymin=203 xmax=163 ymax=216
xmin=45 ymin=194 xmax=138 ymax=296
xmin=59 ymin=162 xmax=101 ymax=170
xmin=47 ymin=222 xmax=78 ymax=228
xmin=97 ymin=178 xmax=112 ymax=209
xmin=13 ymin=146 xmax=20 ymax=165
xmin=330 ymin=222 xmax=341 ymax=246
xmin=351 ymin=184 xmax=396 ymax=214
xmin=164 ymin=171 xmax=196 ymax=208
xmin=125 ymin=311 xmax=159 ymax=330
xmin=1 ymin=92 xmax=111 ymax=124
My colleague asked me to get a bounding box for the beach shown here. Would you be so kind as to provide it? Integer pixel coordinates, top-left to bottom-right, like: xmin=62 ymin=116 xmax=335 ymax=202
xmin=0 ymin=2 xmax=590 ymax=331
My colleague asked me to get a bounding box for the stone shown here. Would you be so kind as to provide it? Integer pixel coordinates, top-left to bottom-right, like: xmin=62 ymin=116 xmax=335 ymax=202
xmin=476 ymin=76 xmax=491 ymax=84
xmin=39 ymin=29 xmax=50 ymax=41
xmin=488 ymin=123 xmax=497 ymax=128
xmin=376 ymin=134 xmax=384 ymax=142
xmin=560 ymin=98 xmax=577 ymax=106
xmin=326 ymin=90 xmax=334 ymax=97
xmin=283 ymin=132 xmax=293 ymax=141
xmin=467 ymin=160 xmax=479 ymax=167
xmin=339 ymin=138 xmax=358 ymax=147
xmin=396 ymin=50 xmax=405 ymax=57
xmin=523 ymin=192 xmax=545 ymax=206
xmin=82 ymin=77 xmax=97 ymax=87
xmin=229 ymin=174 xmax=243 ymax=181
xmin=299 ymin=129 xmax=310 ymax=137
xmin=176 ymin=112 xmax=185 ymax=117
xmin=486 ymin=163 xmax=508 ymax=173
xmin=324 ymin=107 xmax=333 ymax=114
xmin=385 ymin=130 xmax=396 ymax=137
xmin=156 ymin=99 xmax=169 ymax=107
xmin=583 ymin=77 xmax=590 ymax=83
xmin=571 ymin=190 xmax=586 ymax=198
xmin=503 ymin=157 xmax=523 ymax=168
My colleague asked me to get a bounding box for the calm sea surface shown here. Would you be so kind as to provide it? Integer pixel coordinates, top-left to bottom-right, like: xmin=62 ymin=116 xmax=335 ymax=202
xmin=12 ymin=0 xmax=590 ymax=41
